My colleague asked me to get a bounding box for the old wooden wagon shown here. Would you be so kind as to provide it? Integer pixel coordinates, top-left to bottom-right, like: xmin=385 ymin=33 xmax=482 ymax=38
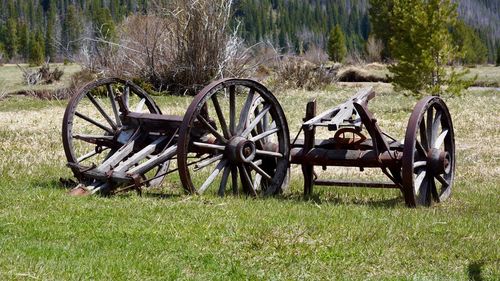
xmin=63 ymin=78 xmax=455 ymax=207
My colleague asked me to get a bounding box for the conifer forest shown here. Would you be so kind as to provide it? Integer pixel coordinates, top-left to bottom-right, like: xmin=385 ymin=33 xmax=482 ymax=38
xmin=0 ymin=0 xmax=498 ymax=64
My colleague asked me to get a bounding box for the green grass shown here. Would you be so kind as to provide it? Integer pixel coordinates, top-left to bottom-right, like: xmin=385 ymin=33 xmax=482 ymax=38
xmin=0 ymin=85 xmax=499 ymax=280
xmin=0 ymin=63 xmax=82 ymax=95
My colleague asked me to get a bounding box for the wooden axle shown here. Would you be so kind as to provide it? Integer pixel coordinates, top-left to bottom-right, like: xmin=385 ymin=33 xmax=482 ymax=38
xmin=290 ymin=147 xmax=402 ymax=168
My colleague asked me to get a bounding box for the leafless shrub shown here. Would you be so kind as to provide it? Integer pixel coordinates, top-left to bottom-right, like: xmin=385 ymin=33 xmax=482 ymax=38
xmin=16 ymin=88 xmax=72 ymax=100
xmin=271 ymin=55 xmax=336 ymax=90
xmin=80 ymin=0 xmax=250 ymax=95
xmin=303 ymin=45 xmax=329 ymax=66
xmin=17 ymin=63 xmax=64 ymax=86
xmin=345 ymin=50 xmax=366 ymax=66
xmin=68 ymin=69 xmax=100 ymax=92
xmin=366 ymin=35 xmax=384 ymax=63
xmin=0 ymin=79 xmax=8 ymax=100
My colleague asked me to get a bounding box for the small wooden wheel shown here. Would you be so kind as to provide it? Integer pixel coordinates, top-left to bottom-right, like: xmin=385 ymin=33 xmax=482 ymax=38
xmin=177 ymin=78 xmax=290 ymax=196
xmin=62 ymin=78 xmax=169 ymax=190
xmin=402 ymin=96 xmax=455 ymax=207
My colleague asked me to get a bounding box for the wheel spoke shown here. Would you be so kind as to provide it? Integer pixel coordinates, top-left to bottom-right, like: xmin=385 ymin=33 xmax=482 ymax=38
xmin=256 ymin=149 xmax=283 ymax=158
xmin=418 ymin=176 xmax=431 ymax=205
xmin=248 ymin=161 xmax=272 ymax=180
xmin=218 ymin=165 xmax=230 ymax=196
xmin=74 ymin=134 xmax=114 ymax=145
xmin=192 ymin=142 xmax=226 ymax=151
xmin=250 ymin=127 xmax=279 ymax=142
xmin=196 ymin=114 xmax=227 ymax=143
xmin=242 ymin=105 xmax=271 ymax=138
xmin=212 ymin=95 xmax=230 ymax=139
xmin=413 ymin=161 xmax=427 ymax=169
xmin=123 ymin=85 xmax=130 ymax=110
xmin=415 ymin=140 xmax=427 ymax=158
xmin=433 ymin=129 xmax=448 ymax=149
xmin=194 ymin=154 xmax=224 ymax=171
xmin=231 ymin=166 xmax=238 ymax=195
xmin=135 ymin=98 xmax=146 ymax=112
xmin=430 ymin=177 xmax=439 ymax=202
xmin=86 ymin=93 xmax=117 ymax=130
xmin=77 ymin=148 xmax=109 ymax=162
xmin=107 ymin=84 xmax=122 ymax=127
xmin=253 ymin=174 xmax=262 ymax=190
xmin=414 ymin=170 xmax=427 ymax=194
xmin=435 ymin=174 xmax=450 ymax=187
xmin=198 ymin=160 xmax=227 ymax=194
xmin=75 ymin=111 xmax=114 ymax=134
xmin=419 ymin=120 xmax=429 ymax=150
xmin=229 ymin=86 xmax=236 ymax=136
xmin=426 ymin=106 xmax=434 ymax=146
xmin=431 ymin=110 xmax=442 ymax=147
xmin=237 ymin=89 xmax=255 ymax=134
xmin=239 ymin=164 xmax=256 ymax=196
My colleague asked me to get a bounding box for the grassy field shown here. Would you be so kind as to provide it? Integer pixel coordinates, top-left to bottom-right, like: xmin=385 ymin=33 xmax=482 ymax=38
xmin=0 ymin=78 xmax=498 ymax=280
xmin=0 ymin=63 xmax=82 ymax=96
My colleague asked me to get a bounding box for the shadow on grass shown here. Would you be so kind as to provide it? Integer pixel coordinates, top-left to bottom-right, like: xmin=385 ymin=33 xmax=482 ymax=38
xmin=32 ymin=177 xmax=404 ymax=208
xmin=468 ymin=261 xmax=484 ymax=281
xmin=32 ymin=178 xmax=75 ymax=190
xmin=278 ymin=193 xmax=404 ymax=209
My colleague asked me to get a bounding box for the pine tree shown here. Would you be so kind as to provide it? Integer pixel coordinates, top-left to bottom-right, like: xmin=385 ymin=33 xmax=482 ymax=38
xmin=327 ymin=24 xmax=347 ymax=62
xmin=17 ymin=21 xmax=30 ymax=60
xmin=62 ymin=5 xmax=82 ymax=54
xmin=93 ymin=7 xmax=116 ymax=42
xmin=4 ymin=18 xmax=18 ymax=60
xmin=496 ymin=45 xmax=500 ymax=66
xmin=28 ymin=32 xmax=44 ymax=66
xmin=368 ymin=0 xmax=394 ymax=59
xmin=45 ymin=0 xmax=57 ymax=61
xmin=388 ymin=0 xmax=471 ymax=96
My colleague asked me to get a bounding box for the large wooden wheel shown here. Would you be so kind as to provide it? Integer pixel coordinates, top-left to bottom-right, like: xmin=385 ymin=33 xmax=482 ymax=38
xmin=62 ymin=78 xmax=170 ymax=191
xmin=402 ymin=96 xmax=455 ymax=207
xmin=177 ymin=78 xmax=290 ymax=196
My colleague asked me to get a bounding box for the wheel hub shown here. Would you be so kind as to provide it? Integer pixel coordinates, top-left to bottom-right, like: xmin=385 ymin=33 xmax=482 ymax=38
xmin=427 ymin=148 xmax=450 ymax=175
xmin=226 ymin=136 xmax=256 ymax=163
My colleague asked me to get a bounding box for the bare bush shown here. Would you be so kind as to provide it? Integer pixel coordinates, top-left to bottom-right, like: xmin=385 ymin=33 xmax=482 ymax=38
xmin=17 ymin=63 xmax=64 ymax=86
xmin=0 ymin=79 xmax=7 ymax=100
xmin=345 ymin=50 xmax=366 ymax=66
xmin=303 ymin=45 xmax=329 ymax=66
xmin=81 ymin=0 xmax=249 ymax=95
xmin=366 ymin=35 xmax=384 ymax=63
xmin=272 ymin=55 xmax=336 ymax=90
xmin=159 ymin=0 xmax=241 ymax=94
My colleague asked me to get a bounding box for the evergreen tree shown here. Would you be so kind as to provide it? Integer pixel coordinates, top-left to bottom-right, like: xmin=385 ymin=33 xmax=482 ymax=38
xmin=93 ymin=7 xmax=116 ymax=42
xmin=368 ymin=0 xmax=394 ymax=59
xmin=4 ymin=18 xmax=18 ymax=60
xmin=28 ymin=32 xmax=44 ymax=66
xmin=62 ymin=5 xmax=82 ymax=54
xmin=388 ymin=0 xmax=470 ymax=96
xmin=17 ymin=21 xmax=30 ymax=60
xmin=496 ymin=45 xmax=500 ymax=66
xmin=45 ymin=0 xmax=57 ymax=61
xmin=327 ymin=24 xmax=347 ymax=62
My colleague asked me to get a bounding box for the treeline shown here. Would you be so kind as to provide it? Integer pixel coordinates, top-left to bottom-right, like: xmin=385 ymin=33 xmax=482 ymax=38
xmin=234 ymin=0 xmax=497 ymax=64
xmin=234 ymin=0 xmax=370 ymax=54
xmin=0 ymin=0 xmax=144 ymax=64
xmin=0 ymin=0 xmax=497 ymax=65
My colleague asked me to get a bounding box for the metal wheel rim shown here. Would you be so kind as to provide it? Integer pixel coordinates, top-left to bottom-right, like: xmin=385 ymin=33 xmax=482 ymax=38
xmin=402 ymin=96 xmax=455 ymax=207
